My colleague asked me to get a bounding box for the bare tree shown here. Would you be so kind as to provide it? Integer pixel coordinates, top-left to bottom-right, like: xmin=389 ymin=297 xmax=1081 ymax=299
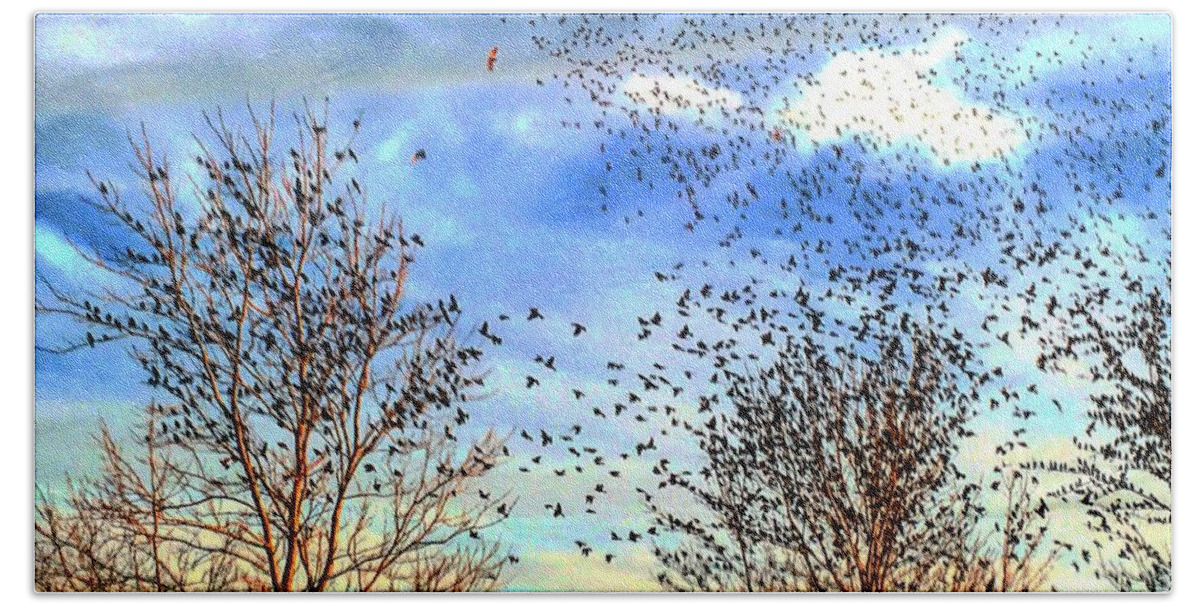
xmin=649 ymin=331 xmax=1055 ymax=591
xmin=35 ymin=101 xmax=514 ymax=591
xmin=1033 ymin=287 xmax=1171 ymax=591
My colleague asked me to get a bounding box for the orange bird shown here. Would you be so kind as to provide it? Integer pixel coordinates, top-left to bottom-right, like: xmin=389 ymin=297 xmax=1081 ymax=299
xmin=771 ymin=127 xmax=784 ymax=143
xmin=486 ymin=46 xmax=498 ymax=72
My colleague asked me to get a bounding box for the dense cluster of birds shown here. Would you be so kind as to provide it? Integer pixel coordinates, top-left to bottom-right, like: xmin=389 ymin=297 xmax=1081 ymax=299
xmin=466 ymin=13 xmax=1169 ymax=586
xmin=36 ymin=12 xmax=1169 ymax=591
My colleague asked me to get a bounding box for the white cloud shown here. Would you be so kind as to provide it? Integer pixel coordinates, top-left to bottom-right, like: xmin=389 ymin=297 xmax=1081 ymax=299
xmin=36 ymin=14 xmax=228 ymax=69
xmin=621 ymin=74 xmax=743 ymax=117
xmin=34 ymin=223 xmax=98 ymax=279
xmin=782 ymin=30 xmax=1025 ymax=165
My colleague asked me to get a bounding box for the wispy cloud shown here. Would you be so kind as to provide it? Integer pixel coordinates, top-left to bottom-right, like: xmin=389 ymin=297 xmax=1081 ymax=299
xmin=507 ymin=548 xmax=660 ymax=592
xmin=622 ymin=73 xmax=743 ymax=117
xmin=35 ymin=222 xmax=91 ymax=277
xmin=35 ymin=14 xmax=562 ymax=112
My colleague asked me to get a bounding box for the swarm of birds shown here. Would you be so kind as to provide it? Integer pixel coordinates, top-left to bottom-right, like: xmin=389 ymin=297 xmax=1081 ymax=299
xmin=39 ymin=12 xmax=1169 ymax=590
xmin=474 ymin=13 xmax=1169 ymax=584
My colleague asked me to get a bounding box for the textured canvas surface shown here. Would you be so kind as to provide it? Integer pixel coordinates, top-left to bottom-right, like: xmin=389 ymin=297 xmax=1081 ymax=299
xmin=33 ymin=13 xmax=1170 ymax=592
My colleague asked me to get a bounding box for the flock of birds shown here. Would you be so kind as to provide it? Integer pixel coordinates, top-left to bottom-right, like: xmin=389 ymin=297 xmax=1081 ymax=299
xmin=438 ymin=13 xmax=1170 ymax=579
xmin=25 ymin=11 xmax=1168 ymax=591
xmin=89 ymin=13 xmax=1154 ymax=583
xmin=433 ymin=13 xmax=1173 ymax=577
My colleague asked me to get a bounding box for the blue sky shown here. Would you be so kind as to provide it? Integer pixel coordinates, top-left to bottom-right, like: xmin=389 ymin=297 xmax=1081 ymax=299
xmin=34 ymin=13 xmax=1171 ymax=590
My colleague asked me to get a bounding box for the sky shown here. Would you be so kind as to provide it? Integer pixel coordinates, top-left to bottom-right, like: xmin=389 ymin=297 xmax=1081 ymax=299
xmin=34 ymin=13 xmax=1171 ymax=591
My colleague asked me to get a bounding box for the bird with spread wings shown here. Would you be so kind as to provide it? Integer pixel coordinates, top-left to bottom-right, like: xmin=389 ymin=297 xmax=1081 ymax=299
xmin=486 ymin=46 xmax=498 ymax=72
